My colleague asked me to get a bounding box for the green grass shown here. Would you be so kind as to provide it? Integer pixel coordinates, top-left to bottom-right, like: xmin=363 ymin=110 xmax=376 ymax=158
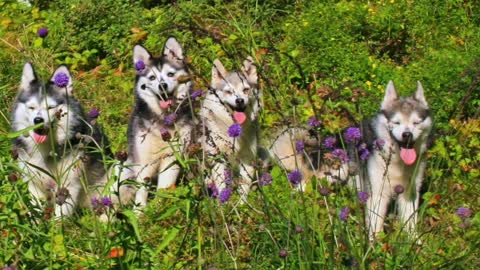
xmin=0 ymin=0 xmax=479 ymax=269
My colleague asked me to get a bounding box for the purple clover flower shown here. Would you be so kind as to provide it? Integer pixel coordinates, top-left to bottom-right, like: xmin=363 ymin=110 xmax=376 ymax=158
xmin=164 ymin=113 xmax=177 ymax=126
xmin=339 ymin=207 xmax=350 ymax=222
xmin=319 ymin=187 xmax=330 ymax=196
xmin=323 ymin=136 xmax=337 ymax=149
xmin=287 ymin=170 xmax=302 ymax=186
xmin=373 ymin=138 xmax=385 ymax=150
xmin=207 ymin=182 xmax=218 ymax=198
xmin=91 ymin=197 xmax=100 ymax=208
xmin=2 ymin=266 xmax=15 ymax=270
xmin=295 ymin=140 xmax=305 ymax=154
xmin=37 ymin=27 xmax=48 ymax=38
xmin=357 ymin=191 xmax=369 ymax=204
xmin=224 ymin=170 xmax=232 ymax=185
xmin=307 ymin=116 xmax=320 ymax=128
xmin=344 ymin=127 xmax=361 ymax=143
xmin=227 ymin=123 xmax=242 ymax=138
xmin=394 ymin=185 xmax=405 ymax=194
xmin=332 ymin=148 xmax=349 ymax=163
xmin=54 ymin=72 xmax=69 ymax=88
xmin=279 ymin=249 xmax=288 ymax=258
xmin=295 ymin=225 xmax=303 ymax=233
xmin=135 ymin=60 xmax=145 ymax=72
xmin=357 ymin=143 xmax=370 ymax=160
xmin=87 ymin=108 xmax=100 ymax=119
xmin=259 ymin=172 xmax=273 ymax=186
xmin=100 ymin=197 xmax=113 ymax=208
xmin=219 ymin=188 xmax=232 ymax=203
xmin=456 ymin=207 xmax=472 ymax=219
xmin=191 ymin=90 xmax=203 ymax=100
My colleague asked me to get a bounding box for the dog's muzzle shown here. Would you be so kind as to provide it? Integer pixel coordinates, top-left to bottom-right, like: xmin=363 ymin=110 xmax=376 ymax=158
xmin=395 ymin=131 xmax=415 ymax=149
xmin=33 ymin=117 xmax=48 ymax=135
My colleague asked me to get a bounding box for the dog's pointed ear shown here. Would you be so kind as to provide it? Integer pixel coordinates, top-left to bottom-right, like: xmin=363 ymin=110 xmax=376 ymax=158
xmin=381 ymin=80 xmax=398 ymax=109
xmin=415 ymin=81 xmax=428 ymax=106
xmin=164 ymin=37 xmax=184 ymax=63
xmin=241 ymin=56 xmax=257 ymax=85
xmin=20 ymin=62 xmax=37 ymax=92
xmin=133 ymin=45 xmax=152 ymax=66
xmin=212 ymin=59 xmax=227 ymax=86
xmin=50 ymin=65 xmax=73 ymax=95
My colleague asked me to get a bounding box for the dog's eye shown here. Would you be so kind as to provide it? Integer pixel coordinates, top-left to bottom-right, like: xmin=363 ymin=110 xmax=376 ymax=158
xmin=47 ymin=106 xmax=56 ymax=110
xmin=413 ymin=120 xmax=422 ymax=125
xmin=167 ymin=72 xmax=175 ymax=77
xmin=243 ymin=88 xmax=250 ymax=94
xmin=28 ymin=106 xmax=35 ymax=110
xmin=392 ymin=121 xmax=400 ymax=125
xmin=224 ymin=90 xmax=232 ymax=95
xmin=149 ymin=75 xmax=156 ymax=81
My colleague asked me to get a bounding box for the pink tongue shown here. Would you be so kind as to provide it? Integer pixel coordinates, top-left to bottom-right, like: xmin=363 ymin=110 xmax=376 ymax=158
xmin=160 ymin=100 xmax=172 ymax=109
xmin=400 ymin=148 xmax=417 ymax=165
xmin=33 ymin=133 xmax=48 ymax=144
xmin=233 ymin=111 xmax=247 ymax=125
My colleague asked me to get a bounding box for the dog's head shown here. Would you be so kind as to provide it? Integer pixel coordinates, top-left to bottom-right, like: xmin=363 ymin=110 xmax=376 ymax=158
xmin=211 ymin=57 xmax=258 ymax=112
xmin=14 ymin=63 xmax=75 ymax=144
xmin=133 ymin=38 xmax=190 ymax=111
xmin=380 ymin=81 xmax=433 ymax=164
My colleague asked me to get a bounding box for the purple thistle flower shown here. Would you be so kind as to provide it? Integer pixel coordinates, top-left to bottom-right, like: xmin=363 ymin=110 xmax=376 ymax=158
xmin=307 ymin=116 xmax=320 ymax=128
xmin=191 ymin=90 xmax=203 ymax=100
xmin=279 ymin=249 xmax=288 ymax=258
xmin=91 ymin=197 xmax=100 ymax=208
xmin=160 ymin=128 xmax=171 ymax=141
xmin=135 ymin=60 xmax=145 ymax=72
xmin=87 ymin=108 xmax=100 ymax=119
xmin=164 ymin=113 xmax=177 ymax=126
xmin=259 ymin=172 xmax=273 ymax=186
xmin=319 ymin=187 xmax=330 ymax=196
xmin=295 ymin=225 xmax=303 ymax=233
xmin=373 ymin=138 xmax=385 ymax=150
xmin=287 ymin=170 xmax=302 ymax=186
xmin=37 ymin=27 xmax=48 ymax=38
xmin=323 ymin=136 xmax=337 ymax=149
xmin=357 ymin=143 xmax=370 ymax=160
xmin=224 ymin=170 xmax=232 ymax=185
xmin=344 ymin=127 xmax=361 ymax=143
xmin=295 ymin=140 xmax=305 ymax=154
xmin=2 ymin=266 xmax=15 ymax=270
xmin=207 ymin=182 xmax=218 ymax=198
xmin=339 ymin=207 xmax=350 ymax=222
xmin=219 ymin=188 xmax=232 ymax=203
xmin=394 ymin=184 xmax=405 ymax=194
xmin=54 ymin=72 xmax=69 ymax=88
xmin=332 ymin=148 xmax=350 ymax=163
xmin=227 ymin=123 xmax=242 ymax=138
xmin=100 ymin=197 xmax=113 ymax=208
xmin=357 ymin=191 xmax=369 ymax=204
xmin=456 ymin=207 xmax=472 ymax=219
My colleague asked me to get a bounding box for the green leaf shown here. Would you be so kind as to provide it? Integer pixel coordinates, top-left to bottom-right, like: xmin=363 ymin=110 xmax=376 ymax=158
xmin=157 ymin=227 xmax=179 ymax=252
xmin=7 ymin=123 xmax=44 ymax=139
xmin=122 ymin=210 xmax=142 ymax=242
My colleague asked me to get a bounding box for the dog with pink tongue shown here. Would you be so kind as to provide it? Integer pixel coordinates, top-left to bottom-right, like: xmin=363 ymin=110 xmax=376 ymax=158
xmin=365 ymin=80 xmax=433 ymax=241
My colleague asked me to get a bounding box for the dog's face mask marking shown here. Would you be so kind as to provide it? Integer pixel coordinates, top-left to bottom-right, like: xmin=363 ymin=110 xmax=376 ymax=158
xmin=211 ymin=57 xmax=257 ymax=112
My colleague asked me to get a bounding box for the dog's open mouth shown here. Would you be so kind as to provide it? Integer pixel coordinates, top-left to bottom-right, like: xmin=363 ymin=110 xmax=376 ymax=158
xmin=152 ymin=90 xmax=175 ymax=109
xmin=33 ymin=128 xmax=49 ymax=144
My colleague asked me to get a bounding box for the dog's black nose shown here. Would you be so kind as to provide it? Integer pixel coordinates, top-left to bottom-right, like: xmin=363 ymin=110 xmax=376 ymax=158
xmin=402 ymin=132 xmax=413 ymax=141
xmin=33 ymin=117 xmax=44 ymax=125
xmin=235 ymin=98 xmax=245 ymax=106
xmin=159 ymin=82 xmax=168 ymax=91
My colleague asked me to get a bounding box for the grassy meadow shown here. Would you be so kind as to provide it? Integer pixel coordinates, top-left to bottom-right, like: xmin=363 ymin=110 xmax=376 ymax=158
xmin=0 ymin=0 xmax=479 ymax=269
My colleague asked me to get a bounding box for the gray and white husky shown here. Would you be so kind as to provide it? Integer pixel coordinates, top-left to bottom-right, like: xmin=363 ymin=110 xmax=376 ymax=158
xmin=12 ymin=63 xmax=109 ymax=218
xmin=111 ymin=37 xmax=195 ymax=209
xmin=365 ymin=80 xmax=433 ymax=240
xmin=200 ymin=57 xmax=261 ymax=201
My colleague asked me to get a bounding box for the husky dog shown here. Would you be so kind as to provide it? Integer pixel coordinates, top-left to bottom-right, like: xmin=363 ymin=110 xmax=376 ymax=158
xmin=111 ymin=37 xmax=195 ymax=209
xmin=365 ymin=80 xmax=433 ymax=239
xmin=201 ymin=57 xmax=260 ymax=201
xmin=12 ymin=63 xmax=109 ymax=218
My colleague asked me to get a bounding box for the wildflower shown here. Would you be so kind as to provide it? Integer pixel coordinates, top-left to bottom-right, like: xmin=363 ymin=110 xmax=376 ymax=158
xmin=394 ymin=184 xmax=404 ymax=194
xmin=227 ymin=123 xmax=242 ymax=138
xmin=37 ymin=27 xmax=48 ymax=38
xmin=135 ymin=60 xmax=145 ymax=72
xmin=323 ymin=136 xmax=337 ymax=149
xmin=87 ymin=108 xmax=100 ymax=119
xmin=332 ymin=148 xmax=349 ymax=163
xmin=259 ymin=172 xmax=272 ymax=186
xmin=54 ymin=72 xmax=69 ymax=88
xmin=339 ymin=207 xmax=350 ymax=222
xmin=344 ymin=127 xmax=361 ymax=143
xmin=456 ymin=207 xmax=472 ymax=219
xmin=224 ymin=170 xmax=232 ymax=185
xmin=258 ymin=224 xmax=266 ymax=231
xmin=101 ymin=197 xmax=113 ymax=208
xmin=115 ymin=151 xmax=128 ymax=162
xmin=109 ymin=247 xmax=124 ymax=258
xmin=91 ymin=197 xmax=100 ymax=208
xmin=357 ymin=143 xmax=370 ymax=160
xmin=8 ymin=173 xmax=18 ymax=183
xmin=164 ymin=113 xmax=177 ymax=126
xmin=56 ymin=187 xmax=69 ymax=206
xmin=2 ymin=266 xmax=15 ymax=270
xmin=295 ymin=140 xmax=305 ymax=154
xmin=373 ymin=138 xmax=385 ymax=150
xmin=191 ymin=90 xmax=203 ymax=100
xmin=295 ymin=225 xmax=303 ymax=233
xmin=357 ymin=191 xmax=369 ymax=204
xmin=287 ymin=170 xmax=302 ymax=186
xmin=319 ymin=187 xmax=330 ymax=196
xmin=219 ymin=188 xmax=232 ymax=203
xmin=279 ymin=249 xmax=288 ymax=258
xmin=207 ymin=182 xmax=218 ymax=198
xmin=307 ymin=116 xmax=320 ymax=128
xmin=160 ymin=128 xmax=171 ymax=141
